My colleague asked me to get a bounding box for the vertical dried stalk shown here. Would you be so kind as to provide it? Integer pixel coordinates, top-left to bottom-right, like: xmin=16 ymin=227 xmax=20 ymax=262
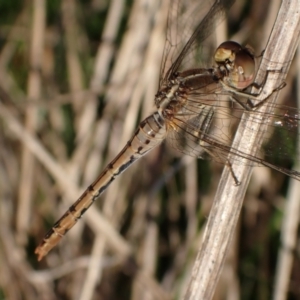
xmin=16 ymin=0 xmax=46 ymax=245
xmin=184 ymin=0 xmax=300 ymax=299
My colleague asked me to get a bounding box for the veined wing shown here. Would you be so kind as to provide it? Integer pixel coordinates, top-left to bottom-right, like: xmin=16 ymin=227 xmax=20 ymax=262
xmin=160 ymin=0 xmax=235 ymax=88
xmin=165 ymin=81 xmax=300 ymax=180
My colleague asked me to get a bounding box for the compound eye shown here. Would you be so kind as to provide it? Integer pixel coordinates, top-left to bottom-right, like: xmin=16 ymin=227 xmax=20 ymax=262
xmin=215 ymin=41 xmax=255 ymax=90
xmin=214 ymin=41 xmax=242 ymax=64
xmin=233 ymin=49 xmax=255 ymax=89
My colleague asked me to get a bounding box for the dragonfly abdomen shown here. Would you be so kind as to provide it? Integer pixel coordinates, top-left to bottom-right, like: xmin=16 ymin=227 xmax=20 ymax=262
xmin=35 ymin=112 xmax=166 ymax=260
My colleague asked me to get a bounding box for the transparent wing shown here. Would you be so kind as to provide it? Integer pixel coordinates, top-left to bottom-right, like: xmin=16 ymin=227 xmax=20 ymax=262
xmin=166 ymin=86 xmax=300 ymax=179
xmin=159 ymin=0 xmax=235 ymax=88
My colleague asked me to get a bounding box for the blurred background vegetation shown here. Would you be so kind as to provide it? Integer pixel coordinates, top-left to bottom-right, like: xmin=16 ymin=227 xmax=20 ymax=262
xmin=0 ymin=0 xmax=299 ymax=299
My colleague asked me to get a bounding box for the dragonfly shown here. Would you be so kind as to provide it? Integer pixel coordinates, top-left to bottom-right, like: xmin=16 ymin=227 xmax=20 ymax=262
xmin=35 ymin=0 xmax=300 ymax=261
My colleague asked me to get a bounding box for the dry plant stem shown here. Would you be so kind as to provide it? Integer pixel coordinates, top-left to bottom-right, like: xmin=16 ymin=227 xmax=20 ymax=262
xmin=0 ymin=10 xmax=27 ymax=72
xmin=16 ymin=0 xmax=45 ymax=246
xmin=273 ymin=46 xmax=300 ymax=300
xmin=184 ymin=1 xmax=300 ymax=299
xmin=78 ymin=236 xmax=106 ymax=300
xmin=62 ymin=0 xmax=84 ymax=115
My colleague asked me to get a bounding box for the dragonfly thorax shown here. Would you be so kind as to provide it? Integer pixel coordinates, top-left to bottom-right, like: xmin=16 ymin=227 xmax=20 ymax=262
xmin=155 ymin=83 xmax=180 ymax=111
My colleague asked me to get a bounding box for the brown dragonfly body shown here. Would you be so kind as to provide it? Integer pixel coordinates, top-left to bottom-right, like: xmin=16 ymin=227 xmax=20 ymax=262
xmin=35 ymin=0 xmax=300 ymax=260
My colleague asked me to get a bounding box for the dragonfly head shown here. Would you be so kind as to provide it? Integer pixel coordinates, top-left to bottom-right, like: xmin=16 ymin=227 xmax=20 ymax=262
xmin=214 ymin=41 xmax=255 ymax=90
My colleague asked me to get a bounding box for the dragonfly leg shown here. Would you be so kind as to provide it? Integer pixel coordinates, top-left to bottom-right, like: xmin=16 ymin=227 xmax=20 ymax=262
xmin=228 ymin=95 xmax=252 ymax=111
xmin=246 ymin=80 xmax=286 ymax=109
xmin=226 ymin=161 xmax=241 ymax=186
xmin=199 ymin=141 xmax=241 ymax=186
xmin=221 ymin=75 xmax=286 ymax=111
